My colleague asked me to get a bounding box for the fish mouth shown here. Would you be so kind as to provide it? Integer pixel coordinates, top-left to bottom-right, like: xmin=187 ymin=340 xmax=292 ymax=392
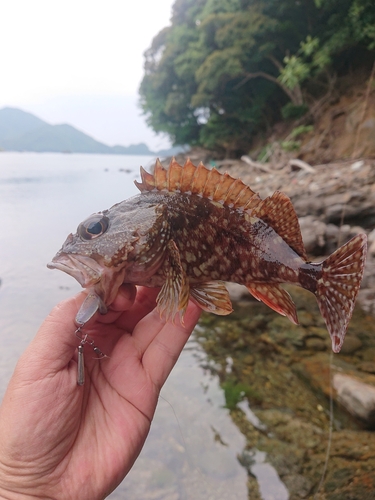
xmin=47 ymin=253 xmax=102 ymax=288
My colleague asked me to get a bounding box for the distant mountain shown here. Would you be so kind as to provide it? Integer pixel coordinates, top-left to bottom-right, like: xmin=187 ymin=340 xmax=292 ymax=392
xmin=0 ymin=107 xmax=182 ymax=156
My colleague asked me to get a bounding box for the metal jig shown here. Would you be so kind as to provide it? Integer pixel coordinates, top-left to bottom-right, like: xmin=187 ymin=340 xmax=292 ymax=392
xmin=74 ymin=326 xmax=108 ymax=386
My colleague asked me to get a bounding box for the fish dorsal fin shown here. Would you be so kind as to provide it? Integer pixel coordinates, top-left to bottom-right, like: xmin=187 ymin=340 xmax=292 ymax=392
xmin=135 ymin=158 xmax=261 ymax=209
xmin=251 ymin=191 xmax=307 ymax=259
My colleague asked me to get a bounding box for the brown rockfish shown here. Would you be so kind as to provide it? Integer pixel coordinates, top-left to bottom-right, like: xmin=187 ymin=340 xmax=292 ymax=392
xmin=48 ymin=159 xmax=367 ymax=353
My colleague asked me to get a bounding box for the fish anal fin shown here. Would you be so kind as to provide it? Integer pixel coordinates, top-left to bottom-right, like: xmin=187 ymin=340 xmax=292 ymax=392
xmin=251 ymin=191 xmax=307 ymax=259
xmin=190 ymin=281 xmax=233 ymax=315
xmin=247 ymin=283 xmax=298 ymax=324
xmin=156 ymin=240 xmax=190 ymax=321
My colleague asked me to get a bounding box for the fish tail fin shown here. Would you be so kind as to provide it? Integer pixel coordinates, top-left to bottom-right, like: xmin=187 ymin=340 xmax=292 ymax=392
xmin=315 ymin=234 xmax=367 ymax=353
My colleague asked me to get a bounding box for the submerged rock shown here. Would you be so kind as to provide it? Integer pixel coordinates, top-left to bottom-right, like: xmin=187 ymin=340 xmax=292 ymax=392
xmin=333 ymin=373 xmax=375 ymax=428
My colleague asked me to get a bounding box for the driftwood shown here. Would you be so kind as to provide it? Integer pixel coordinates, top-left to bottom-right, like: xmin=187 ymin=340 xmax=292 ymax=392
xmin=240 ymin=155 xmax=273 ymax=174
xmin=288 ymin=158 xmax=316 ymax=173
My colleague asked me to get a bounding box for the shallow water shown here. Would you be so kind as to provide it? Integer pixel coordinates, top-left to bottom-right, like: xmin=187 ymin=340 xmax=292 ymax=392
xmin=3 ymin=153 xmax=370 ymax=499
xmin=0 ymin=153 xmax=258 ymax=499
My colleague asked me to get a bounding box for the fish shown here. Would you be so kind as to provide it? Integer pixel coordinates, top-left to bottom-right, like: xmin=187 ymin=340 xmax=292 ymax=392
xmin=48 ymin=159 xmax=367 ymax=353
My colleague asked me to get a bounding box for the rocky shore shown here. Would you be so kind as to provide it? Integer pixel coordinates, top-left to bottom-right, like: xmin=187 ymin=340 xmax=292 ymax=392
xmin=162 ymin=151 xmax=375 ymax=498
xmin=162 ymin=152 xmax=375 ymax=314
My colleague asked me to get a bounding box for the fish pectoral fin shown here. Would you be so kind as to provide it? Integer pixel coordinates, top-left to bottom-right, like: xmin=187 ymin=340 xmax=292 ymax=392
xmin=156 ymin=240 xmax=190 ymax=321
xmin=190 ymin=281 xmax=233 ymax=315
xmin=246 ymin=283 xmax=298 ymax=324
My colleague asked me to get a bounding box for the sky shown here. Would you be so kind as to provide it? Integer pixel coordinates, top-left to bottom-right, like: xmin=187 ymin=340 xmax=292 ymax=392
xmin=0 ymin=1 xmax=175 ymax=150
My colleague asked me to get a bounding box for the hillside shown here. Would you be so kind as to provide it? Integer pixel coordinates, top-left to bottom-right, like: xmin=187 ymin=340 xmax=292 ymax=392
xmin=0 ymin=107 xmax=174 ymax=155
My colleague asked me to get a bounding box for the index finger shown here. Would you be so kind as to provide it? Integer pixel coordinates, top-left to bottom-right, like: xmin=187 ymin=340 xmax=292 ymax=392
xmin=113 ymin=286 xmax=160 ymax=332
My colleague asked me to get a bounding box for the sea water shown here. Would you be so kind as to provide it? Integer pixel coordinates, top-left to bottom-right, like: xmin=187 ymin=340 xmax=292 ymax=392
xmin=0 ymin=152 xmax=254 ymax=499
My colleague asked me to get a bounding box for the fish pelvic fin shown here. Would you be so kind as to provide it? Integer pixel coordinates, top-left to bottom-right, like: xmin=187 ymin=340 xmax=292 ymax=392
xmin=190 ymin=281 xmax=233 ymax=315
xmin=246 ymin=283 xmax=298 ymax=324
xmin=156 ymin=240 xmax=190 ymax=322
xmin=314 ymin=233 xmax=367 ymax=353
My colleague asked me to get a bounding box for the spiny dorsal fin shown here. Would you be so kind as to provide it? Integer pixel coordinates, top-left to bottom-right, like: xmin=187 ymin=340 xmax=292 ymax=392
xmin=191 ymin=161 xmax=210 ymax=195
xmin=135 ymin=158 xmax=261 ymax=210
xmin=168 ymin=157 xmax=183 ymax=191
xmin=154 ymin=158 xmax=168 ymax=190
xmin=251 ymin=191 xmax=307 ymax=259
xmin=134 ymin=160 xmax=304 ymax=256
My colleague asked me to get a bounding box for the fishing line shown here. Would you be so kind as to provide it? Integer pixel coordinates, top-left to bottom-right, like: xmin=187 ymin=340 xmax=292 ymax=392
xmin=158 ymin=393 xmax=211 ymax=486
xmin=158 ymin=394 xmax=195 ymax=468
xmin=158 ymin=393 xmax=189 ymax=453
xmin=314 ymin=350 xmax=334 ymax=498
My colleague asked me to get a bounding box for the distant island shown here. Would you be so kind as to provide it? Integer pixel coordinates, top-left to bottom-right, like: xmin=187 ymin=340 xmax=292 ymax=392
xmin=0 ymin=107 xmax=183 ymax=156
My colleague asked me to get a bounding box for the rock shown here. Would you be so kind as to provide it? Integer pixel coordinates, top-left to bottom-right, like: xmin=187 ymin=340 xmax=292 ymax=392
xmin=333 ymin=373 xmax=375 ymax=427
xmin=325 ymin=223 xmax=340 ymax=253
xmin=361 ymin=346 xmax=375 ymax=362
xmin=299 ymin=216 xmax=326 ymax=254
xmin=305 ymin=337 xmax=327 ymax=351
xmin=368 ymin=228 xmax=375 ymax=244
xmin=369 ymin=239 xmax=375 ymax=258
xmin=225 ymin=283 xmax=249 ymax=302
xmin=298 ymin=310 xmax=315 ymax=327
xmin=357 ymin=288 xmax=375 ymax=315
xmin=339 ymin=335 xmax=362 ymax=354
xmin=357 ymin=361 xmax=375 ymax=374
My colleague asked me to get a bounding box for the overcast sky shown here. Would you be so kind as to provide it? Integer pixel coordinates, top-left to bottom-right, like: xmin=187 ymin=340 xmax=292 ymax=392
xmin=0 ymin=1 xmax=175 ymax=150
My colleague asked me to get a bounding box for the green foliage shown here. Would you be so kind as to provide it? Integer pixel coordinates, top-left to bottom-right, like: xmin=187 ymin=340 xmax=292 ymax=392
xmin=281 ymin=103 xmax=309 ymax=120
xmin=290 ymin=125 xmax=314 ymax=138
xmin=140 ymin=0 xmax=375 ymax=153
xmin=280 ymin=140 xmax=301 ymax=152
xmin=221 ymin=379 xmax=262 ymax=410
xmin=257 ymin=144 xmax=272 ymax=162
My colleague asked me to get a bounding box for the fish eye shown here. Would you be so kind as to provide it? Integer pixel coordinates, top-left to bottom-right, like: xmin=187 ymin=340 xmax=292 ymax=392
xmin=78 ymin=214 xmax=109 ymax=240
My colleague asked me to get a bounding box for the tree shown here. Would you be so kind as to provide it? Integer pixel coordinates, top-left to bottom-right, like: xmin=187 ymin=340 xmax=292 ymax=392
xmin=139 ymin=0 xmax=375 ymax=155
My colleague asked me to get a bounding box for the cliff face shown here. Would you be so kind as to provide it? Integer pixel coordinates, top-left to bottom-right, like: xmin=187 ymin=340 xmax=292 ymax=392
xmin=299 ymin=83 xmax=375 ymax=163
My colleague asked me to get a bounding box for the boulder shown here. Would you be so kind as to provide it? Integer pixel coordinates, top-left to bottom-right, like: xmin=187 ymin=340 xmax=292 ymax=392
xmin=299 ymin=216 xmax=326 ymax=254
xmin=333 ymin=373 xmax=375 ymax=428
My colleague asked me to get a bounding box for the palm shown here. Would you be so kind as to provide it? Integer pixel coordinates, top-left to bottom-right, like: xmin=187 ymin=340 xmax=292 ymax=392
xmin=0 ymin=285 xmax=201 ymax=499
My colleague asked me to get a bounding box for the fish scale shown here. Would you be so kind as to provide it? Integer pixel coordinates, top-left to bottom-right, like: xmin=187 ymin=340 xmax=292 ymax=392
xmin=48 ymin=158 xmax=367 ymax=353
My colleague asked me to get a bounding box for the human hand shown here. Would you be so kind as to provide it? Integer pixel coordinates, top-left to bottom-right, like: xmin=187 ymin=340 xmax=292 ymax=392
xmin=0 ymin=285 xmax=201 ymax=500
